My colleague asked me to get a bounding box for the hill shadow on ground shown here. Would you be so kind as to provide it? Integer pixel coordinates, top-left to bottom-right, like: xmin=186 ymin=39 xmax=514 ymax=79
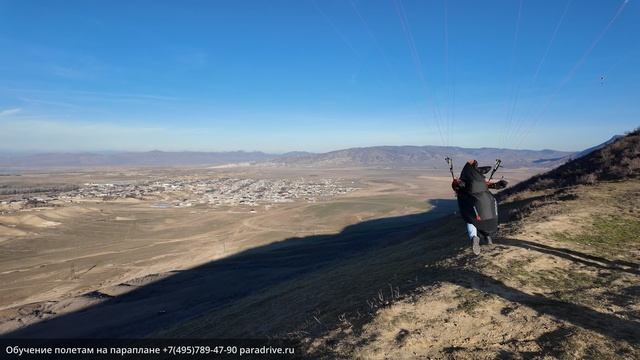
xmin=4 ymin=194 xmax=637 ymax=351
xmin=2 ymin=199 xmax=458 ymax=338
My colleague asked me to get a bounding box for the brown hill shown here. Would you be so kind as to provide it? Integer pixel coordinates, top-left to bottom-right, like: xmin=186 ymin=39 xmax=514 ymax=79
xmin=501 ymin=128 xmax=640 ymax=196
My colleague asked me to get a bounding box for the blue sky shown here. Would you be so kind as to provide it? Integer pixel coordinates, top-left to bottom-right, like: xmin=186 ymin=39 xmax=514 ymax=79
xmin=0 ymin=0 xmax=638 ymax=153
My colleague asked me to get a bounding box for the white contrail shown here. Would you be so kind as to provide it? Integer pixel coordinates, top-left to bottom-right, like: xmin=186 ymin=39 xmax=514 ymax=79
xmin=0 ymin=108 xmax=21 ymax=117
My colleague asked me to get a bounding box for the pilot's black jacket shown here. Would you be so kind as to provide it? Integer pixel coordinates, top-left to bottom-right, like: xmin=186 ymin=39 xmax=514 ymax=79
xmin=455 ymin=162 xmax=499 ymax=235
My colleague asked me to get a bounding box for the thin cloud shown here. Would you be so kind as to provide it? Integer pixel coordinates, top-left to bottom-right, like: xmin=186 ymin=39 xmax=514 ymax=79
xmin=2 ymin=88 xmax=180 ymax=102
xmin=0 ymin=108 xmax=21 ymax=116
xmin=50 ymin=65 xmax=92 ymax=80
xmin=177 ymin=50 xmax=208 ymax=68
xmin=18 ymin=97 xmax=81 ymax=109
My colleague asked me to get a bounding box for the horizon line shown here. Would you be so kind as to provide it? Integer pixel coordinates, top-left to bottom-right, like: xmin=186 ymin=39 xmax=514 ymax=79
xmin=0 ymin=144 xmax=575 ymax=155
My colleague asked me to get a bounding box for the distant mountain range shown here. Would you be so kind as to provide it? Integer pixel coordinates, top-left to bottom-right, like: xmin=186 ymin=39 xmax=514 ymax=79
xmin=264 ymin=146 xmax=574 ymax=169
xmin=0 ymin=146 xmax=575 ymax=170
xmin=0 ymin=151 xmax=293 ymax=169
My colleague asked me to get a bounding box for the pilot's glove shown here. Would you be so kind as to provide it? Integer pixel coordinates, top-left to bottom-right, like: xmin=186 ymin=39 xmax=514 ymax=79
xmin=495 ymin=179 xmax=508 ymax=189
xmin=452 ymin=179 xmax=465 ymax=192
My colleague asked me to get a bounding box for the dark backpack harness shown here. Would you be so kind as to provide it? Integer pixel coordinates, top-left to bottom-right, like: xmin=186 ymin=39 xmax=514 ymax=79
xmin=456 ymin=162 xmax=499 ymax=235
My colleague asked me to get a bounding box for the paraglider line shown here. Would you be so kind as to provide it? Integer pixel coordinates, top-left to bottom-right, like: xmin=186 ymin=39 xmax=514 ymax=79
xmin=514 ymin=0 xmax=629 ymax=148
xmin=392 ymin=0 xmax=446 ymax=146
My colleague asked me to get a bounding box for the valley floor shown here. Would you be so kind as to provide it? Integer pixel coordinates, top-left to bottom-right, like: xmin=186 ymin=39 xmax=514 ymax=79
xmin=0 ymin=168 xmax=472 ymax=337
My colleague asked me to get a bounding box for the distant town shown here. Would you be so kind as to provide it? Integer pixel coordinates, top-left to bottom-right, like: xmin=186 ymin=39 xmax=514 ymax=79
xmin=0 ymin=177 xmax=358 ymax=213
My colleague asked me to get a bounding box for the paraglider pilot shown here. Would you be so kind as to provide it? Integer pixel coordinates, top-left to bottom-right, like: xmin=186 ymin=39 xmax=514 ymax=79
xmin=452 ymin=160 xmax=508 ymax=255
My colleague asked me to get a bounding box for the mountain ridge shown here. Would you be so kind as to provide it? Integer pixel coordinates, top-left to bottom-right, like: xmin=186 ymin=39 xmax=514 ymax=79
xmin=266 ymin=145 xmax=573 ymax=169
xmin=0 ymin=150 xmax=283 ymax=169
xmin=0 ymin=146 xmax=573 ymax=170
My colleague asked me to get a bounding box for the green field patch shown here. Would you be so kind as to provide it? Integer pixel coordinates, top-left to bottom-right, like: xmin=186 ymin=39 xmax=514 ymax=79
xmin=553 ymin=216 xmax=640 ymax=251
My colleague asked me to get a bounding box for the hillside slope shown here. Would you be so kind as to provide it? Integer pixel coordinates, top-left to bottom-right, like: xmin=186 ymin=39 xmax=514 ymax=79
xmin=320 ymin=179 xmax=639 ymax=359
xmin=320 ymin=130 xmax=640 ymax=358
xmin=162 ymin=131 xmax=639 ymax=358
xmin=570 ymin=135 xmax=623 ymax=161
xmin=500 ymin=129 xmax=639 ymax=196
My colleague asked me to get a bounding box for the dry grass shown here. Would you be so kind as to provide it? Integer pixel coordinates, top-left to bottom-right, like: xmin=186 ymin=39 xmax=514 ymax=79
xmin=319 ymin=179 xmax=640 ymax=359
